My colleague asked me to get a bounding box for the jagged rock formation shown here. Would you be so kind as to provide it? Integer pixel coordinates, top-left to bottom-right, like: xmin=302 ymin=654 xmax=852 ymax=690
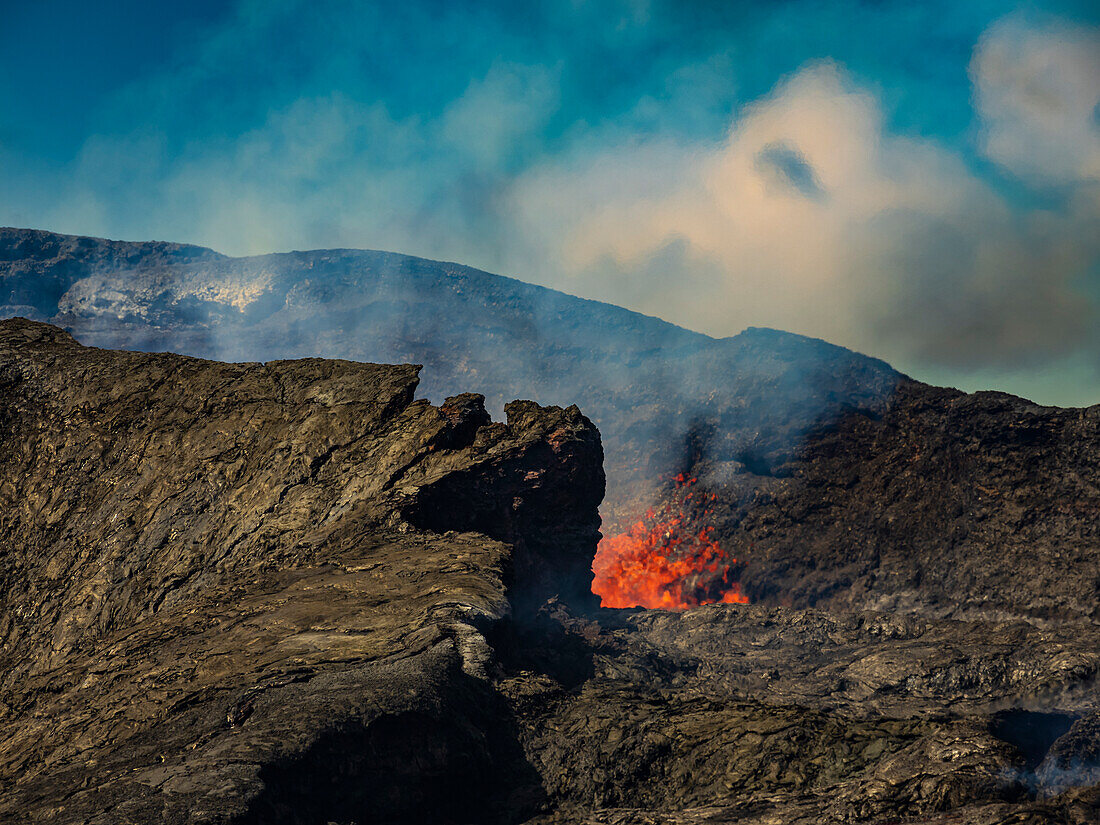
xmin=8 ymin=228 xmax=1099 ymax=623
xmin=1 ymin=320 xmax=1098 ymax=823
xmin=4 ymin=228 xmax=1094 ymax=623
xmin=0 ymin=318 xmax=601 ymax=823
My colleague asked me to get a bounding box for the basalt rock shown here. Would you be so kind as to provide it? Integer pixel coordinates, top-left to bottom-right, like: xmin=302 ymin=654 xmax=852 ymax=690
xmin=504 ymin=603 xmax=1100 ymax=824
xmin=0 ymin=318 xmax=601 ymax=823
xmin=2 ymin=234 xmax=1100 ymax=824
xmin=0 ymin=227 xmax=904 ymax=532
xmin=683 ymin=381 xmax=1100 ymax=622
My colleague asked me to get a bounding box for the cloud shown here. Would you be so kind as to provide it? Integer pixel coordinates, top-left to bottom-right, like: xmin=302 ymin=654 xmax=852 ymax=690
xmin=39 ymin=56 xmax=563 ymax=261
xmin=2 ymin=4 xmax=1098 ymax=403
xmin=505 ymin=55 xmax=1100 ymax=375
xmin=971 ymin=15 xmax=1100 ymax=184
xmin=441 ymin=63 xmax=561 ymax=171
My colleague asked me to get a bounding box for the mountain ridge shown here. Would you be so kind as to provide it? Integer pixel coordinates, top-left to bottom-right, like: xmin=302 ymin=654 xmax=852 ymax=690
xmin=0 ymin=225 xmax=903 ymax=377
xmin=0 ymin=226 xmax=909 ymax=525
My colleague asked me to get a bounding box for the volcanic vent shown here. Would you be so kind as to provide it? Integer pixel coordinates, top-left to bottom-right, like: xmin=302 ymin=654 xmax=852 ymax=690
xmin=593 ymin=474 xmax=749 ymax=609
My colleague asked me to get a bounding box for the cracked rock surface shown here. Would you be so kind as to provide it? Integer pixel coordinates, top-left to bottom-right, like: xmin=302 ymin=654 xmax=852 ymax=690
xmin=0 ymin=319 xmax=601 ymax=823
xmin=506 ymin=603 xmax=1100 ymax=824
xmin=3 ymin=228 xmax=1097 ymax=624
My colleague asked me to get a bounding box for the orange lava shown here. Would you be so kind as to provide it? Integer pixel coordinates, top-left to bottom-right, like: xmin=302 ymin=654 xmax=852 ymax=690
xmin=593 ymin=474 xmax=750 ymax=610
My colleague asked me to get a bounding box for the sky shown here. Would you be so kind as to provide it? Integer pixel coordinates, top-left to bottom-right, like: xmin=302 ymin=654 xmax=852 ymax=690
xmin=1 ymin=0 xmax=1099 ymax=405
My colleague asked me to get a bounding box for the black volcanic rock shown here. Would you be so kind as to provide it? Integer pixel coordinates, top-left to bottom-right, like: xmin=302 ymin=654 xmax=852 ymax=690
xmin=1 ymin=228 xmax=1098 ymax=624
xmin=0 ymin=318 xmax=602 ymax=823
xmin=1 ymin=320 xmax=1098 ymax=824
xmin=0 ymin=227 xmax=904 ymax=525
xmin=507 ymin=604 xmax=1100 ymax=824
xmin=676 ymin=381 xmax=1100 ymax=622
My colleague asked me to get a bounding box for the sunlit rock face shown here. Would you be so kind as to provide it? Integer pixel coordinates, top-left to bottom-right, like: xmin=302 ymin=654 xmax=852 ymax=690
xmin=0 ymin=319 xmax=602 ymax=824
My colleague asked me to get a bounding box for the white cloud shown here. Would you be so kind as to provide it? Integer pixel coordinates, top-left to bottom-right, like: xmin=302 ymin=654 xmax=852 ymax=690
xmin=971 ymin=15 xmax=1100 ymax=185
xmin=5 ymin=7 xmax=1099 ymax=400
xmin=505 ymin=57 xmax=1099 ymax=373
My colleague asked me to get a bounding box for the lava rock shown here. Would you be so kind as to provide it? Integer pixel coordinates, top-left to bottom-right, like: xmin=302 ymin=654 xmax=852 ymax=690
xmin=0 ymin=319 xmax=602 ymax=824
xmin=502 ymin=603 xmax=1100 ymax=824
xmin=3 ymin=229 xmax=1097 ymax=622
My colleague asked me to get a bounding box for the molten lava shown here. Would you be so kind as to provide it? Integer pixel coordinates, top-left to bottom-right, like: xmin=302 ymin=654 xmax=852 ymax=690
xmin=593 ymin=474 xmax=750 ymax=610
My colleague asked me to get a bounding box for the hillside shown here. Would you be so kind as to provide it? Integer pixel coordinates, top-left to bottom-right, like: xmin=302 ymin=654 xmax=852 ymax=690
xmin=2 ymin=228 xmax=1098 ymax=623
xmin=0 ymin=318 xmax=602 ymax=822
xmin=0 ymin=227 xmax=902 ymax=523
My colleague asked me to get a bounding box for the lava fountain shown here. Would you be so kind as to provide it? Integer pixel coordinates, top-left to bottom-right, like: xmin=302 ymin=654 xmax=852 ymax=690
xmin=592 ymin=475 xmax=750 ymax=609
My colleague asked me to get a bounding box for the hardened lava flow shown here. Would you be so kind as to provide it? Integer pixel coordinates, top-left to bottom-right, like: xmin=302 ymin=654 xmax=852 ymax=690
xmin=1 ymin=318 xmax=1099 ymax=825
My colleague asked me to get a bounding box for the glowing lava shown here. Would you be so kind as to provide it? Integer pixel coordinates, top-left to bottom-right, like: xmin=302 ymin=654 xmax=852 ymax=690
xmin=593 ymin=474 xmax=750 ymax=610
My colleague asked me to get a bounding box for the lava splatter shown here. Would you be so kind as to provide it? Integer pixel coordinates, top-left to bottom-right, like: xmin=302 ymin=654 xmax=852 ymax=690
xmin=593 ymin=475 xmax=749 ymax=609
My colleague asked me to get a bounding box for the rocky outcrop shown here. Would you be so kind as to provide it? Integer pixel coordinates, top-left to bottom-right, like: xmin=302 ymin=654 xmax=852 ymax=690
xmin=2 ymin=233 xmax=1100 ymax=823
xmin=1038 ymin=711 xmax=1100 ymax=798
xmin=0 ymin=227 xmax=904 ymax=530
xmin=0 ymin=318 xmax=602 ymax=823
xmin=1 ymin=320 xmax=1098 ymax=823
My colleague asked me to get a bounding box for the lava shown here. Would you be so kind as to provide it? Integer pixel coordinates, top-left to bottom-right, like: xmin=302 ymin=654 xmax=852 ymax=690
xmin=593 ymin=474 xmax=749 ymax=609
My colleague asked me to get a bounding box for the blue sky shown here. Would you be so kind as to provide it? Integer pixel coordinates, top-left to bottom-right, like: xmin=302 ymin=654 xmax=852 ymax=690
xmin=2 ymin=0 xmax=1099 ymax=404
